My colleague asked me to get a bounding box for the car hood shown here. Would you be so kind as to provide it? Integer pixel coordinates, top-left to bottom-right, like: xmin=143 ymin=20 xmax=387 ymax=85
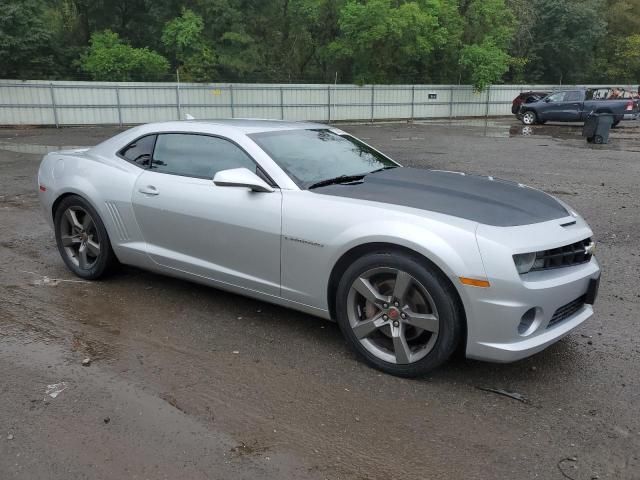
xmin=313 ymin=167 xmax=570 ymax=227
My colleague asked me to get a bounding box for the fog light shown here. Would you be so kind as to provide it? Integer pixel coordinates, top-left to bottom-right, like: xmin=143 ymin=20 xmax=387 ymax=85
xmin=518 ymin=308 xmax=537 ymax=335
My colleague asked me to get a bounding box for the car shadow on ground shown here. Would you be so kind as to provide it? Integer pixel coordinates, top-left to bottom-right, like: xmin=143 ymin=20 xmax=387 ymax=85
xmin=108 ymin=264 xmax=588 ymax=390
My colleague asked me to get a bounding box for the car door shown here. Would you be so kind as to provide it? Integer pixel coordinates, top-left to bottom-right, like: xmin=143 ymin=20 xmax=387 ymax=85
xmin=537 ymin=91 xmax=567 ymax=121
xmin=131 ymin=132 xmax=282 ymax=296
xmin=562 ymin=90 xmax=583 ymax=121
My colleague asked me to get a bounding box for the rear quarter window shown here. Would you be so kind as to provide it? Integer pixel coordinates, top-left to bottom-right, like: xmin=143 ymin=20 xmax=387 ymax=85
xmin=119 ymin=135 xmax=156 ymax=168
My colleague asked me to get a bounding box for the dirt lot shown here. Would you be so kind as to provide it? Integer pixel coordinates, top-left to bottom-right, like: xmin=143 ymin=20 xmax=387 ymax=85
xmin=1 ymin=118 xmax=639 ymax=479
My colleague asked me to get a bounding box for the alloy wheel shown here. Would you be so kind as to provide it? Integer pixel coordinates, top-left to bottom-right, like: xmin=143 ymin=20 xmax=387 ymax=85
xmin=346 ymin=267 xmax=439 ymax=364
xmin=522 ymin=112 xmax=536 ymax=125
xmin=60 ymin=206 xmax=101 ymax=270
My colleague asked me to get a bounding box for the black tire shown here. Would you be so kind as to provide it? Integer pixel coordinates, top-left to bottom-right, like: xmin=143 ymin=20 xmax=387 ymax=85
xmin=594 ymin=135 xmax=604 ymax=144
xmin=612 ymin=120 xmax=620 ymax=128
xmin=335 ymin=251 xmax=463 ymax=377
xmin=54 ymin=195 xmax=117 ymax=279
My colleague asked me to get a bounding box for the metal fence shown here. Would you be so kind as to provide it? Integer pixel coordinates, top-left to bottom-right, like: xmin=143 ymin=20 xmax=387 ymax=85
xmin=0 ymin=80 xmax=632 ymax=127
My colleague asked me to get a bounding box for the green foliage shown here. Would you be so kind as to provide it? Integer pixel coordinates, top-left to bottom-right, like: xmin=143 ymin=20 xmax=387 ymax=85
xmin=458 ymin=0 xmax=515 ymax=89
xmin=80 ymin=30 xmax=169 ymax=81
xmin=329 ymin=0 xmax=448 ymax=83
xmin=162 ymin=8 xmax=206 ymax=62
xmin=523 ymin=0 xmax=607 ymax=84
xmin=460 ymin=41 xmax=511 ymax=91
xmin=162 ymin=8 xmax=217 ymax=82
xmin=3 ymin=0 xmax=640 ymax=85
xmin=607 ymin=34 xmax=640 ymax=82
xmin=462 ymin=0 xmax=515 ymax=48
xmin=0 ymin=0 xmax=54 ymax=78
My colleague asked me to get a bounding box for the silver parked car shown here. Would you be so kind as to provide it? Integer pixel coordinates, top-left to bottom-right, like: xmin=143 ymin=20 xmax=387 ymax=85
xmin=38 ymin=120 xmax=600 ymax=376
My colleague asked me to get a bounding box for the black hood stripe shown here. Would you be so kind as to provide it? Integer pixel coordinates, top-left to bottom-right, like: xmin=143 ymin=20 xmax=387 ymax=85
xmin=313 ymin=168 xmax=569 ymax=227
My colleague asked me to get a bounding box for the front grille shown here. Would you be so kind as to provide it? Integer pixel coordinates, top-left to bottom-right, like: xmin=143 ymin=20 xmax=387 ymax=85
xmin=531 ymin=238 xmax=593 ymax=272
xmin=547 ymin=295 xmax=586 ymax=328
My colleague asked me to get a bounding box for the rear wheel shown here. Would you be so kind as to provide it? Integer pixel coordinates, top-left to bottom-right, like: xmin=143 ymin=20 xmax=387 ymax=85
xmin=335 ymin=251 xmax=462 ymax=377
xmin=54 ymin=195 xmax=117 ymax=279
xmin=521 ymin=111 xmax=537 ymax=125
xmin=594 ymin=135 xmax=604 ymax=144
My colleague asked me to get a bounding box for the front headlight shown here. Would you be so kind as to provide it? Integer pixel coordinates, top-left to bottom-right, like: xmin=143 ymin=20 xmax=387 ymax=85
xmin=513 ymin=252 xmax=537 ymax=274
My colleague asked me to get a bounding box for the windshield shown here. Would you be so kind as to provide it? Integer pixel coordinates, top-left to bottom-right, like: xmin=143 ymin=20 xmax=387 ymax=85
xmin=250 ymin=129 xmax=397 ymax=188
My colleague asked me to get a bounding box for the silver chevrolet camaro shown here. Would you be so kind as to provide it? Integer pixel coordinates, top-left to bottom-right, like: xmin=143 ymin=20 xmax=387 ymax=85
xmin=38 ymin=120 xmax=600 ymax=376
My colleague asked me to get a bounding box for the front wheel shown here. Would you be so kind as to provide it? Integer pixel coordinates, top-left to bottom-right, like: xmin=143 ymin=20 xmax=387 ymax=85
xmin=521 ymin=110 xmax=537 ymax=125
xmin=335 ymin=251 xmax=463 ymax=377
xmin=54 ymin=195 xmax=117 ymax=279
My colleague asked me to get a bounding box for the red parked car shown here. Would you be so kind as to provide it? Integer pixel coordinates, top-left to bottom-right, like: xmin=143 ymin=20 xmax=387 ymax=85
xmin=511 ymin=91 xmax=550 ymax=115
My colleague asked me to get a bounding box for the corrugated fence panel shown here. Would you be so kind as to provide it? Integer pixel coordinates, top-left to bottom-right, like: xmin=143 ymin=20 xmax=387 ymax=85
xmin=373 ymin=86 xmax=412 ymax=119
xmin=180 ymin=85 xmax=233 ymax=119
xmin=283 ymin=86 xmax=328 ymax=121
xmin=232 ymin=85 xmax=280 ymax=120
xmin=413 ymin=86 xmax=452 ymax=119
xmin=332 ymin=86 xmax=372 ymax=121
xmin=0 ymin=83 xmax=55 ymax=125
xmin=1 ymin=80 xmax=634 ymax=126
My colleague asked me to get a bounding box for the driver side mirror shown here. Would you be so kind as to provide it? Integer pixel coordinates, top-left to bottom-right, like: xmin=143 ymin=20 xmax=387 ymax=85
xmin=213 ymin=168 xmax=275 ymax=193
xmin=544 ymin=97 xmax=551 ymax=103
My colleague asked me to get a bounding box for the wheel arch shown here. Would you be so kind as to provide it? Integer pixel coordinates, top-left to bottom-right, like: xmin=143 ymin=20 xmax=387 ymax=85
xmin=326 ymin=242 xmax=467 ymax=349
xmin=51 ymin=189 xmax=102 ymax=223
xmin=51 ymin=192 xmax=78 ymax=221
xmin=50 ymin=189 xmax=121 ymax=263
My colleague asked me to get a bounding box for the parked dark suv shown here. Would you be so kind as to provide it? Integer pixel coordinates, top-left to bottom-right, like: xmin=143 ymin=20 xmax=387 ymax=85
xmin=518 ymin=87 xmax=639 ymax=126
xmin=511 ymin=91 xmax=549 ymax=114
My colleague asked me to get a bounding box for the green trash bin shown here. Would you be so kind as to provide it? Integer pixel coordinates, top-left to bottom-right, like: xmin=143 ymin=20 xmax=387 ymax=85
xmin=583 ymin=113 xmax=613 ymax=144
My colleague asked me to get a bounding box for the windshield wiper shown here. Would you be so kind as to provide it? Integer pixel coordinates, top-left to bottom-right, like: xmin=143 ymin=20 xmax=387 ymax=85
xmin=307 ymin=174 xmax=367 ymax=190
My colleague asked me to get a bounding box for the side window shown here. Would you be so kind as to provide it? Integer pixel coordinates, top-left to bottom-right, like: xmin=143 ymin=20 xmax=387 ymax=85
xmin=565 ymin=91 xmax=582 ymax=101
xmin=547 ymin=92 xmax=566 ymax=103
xmin=151 ymin=134 xmax=256 ymax=178
xmin=119 ymin=135 xmax=156 ymax=167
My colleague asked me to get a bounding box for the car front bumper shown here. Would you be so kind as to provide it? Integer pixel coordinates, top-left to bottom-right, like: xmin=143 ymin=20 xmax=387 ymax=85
xmin=462 ymin=215 xmax=601 ymax=362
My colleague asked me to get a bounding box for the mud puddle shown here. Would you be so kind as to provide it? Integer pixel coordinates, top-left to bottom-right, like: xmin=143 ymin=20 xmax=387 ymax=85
xmin=417 ymin=118 xmax=640 ymax=152
xmin=0 ymin=140 xmax=82 ymax=155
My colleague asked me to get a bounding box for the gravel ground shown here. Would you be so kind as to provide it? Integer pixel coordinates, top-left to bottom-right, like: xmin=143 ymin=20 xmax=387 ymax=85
xmin=1 ymin=118 xmax=639 ymax=479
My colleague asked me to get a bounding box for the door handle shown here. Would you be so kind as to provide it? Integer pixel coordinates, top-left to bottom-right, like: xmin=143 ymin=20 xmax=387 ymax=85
xmin=138 ymin=185 xmax=159 ymax=196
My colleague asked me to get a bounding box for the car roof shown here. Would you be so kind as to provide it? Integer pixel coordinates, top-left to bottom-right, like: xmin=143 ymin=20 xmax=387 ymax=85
xmin=188 ymin=118 xmax=327 ymax=133
xmin=88 ymin=119 xmax=332 ymax=159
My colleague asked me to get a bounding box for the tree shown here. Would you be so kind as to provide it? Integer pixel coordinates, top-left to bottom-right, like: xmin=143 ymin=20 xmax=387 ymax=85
xmin=460 ymin=41 xmax=511 ymax=91
xmin=0 ymin=0 xmax=54 ymax=78
xmin=2 ymin=0 xmax=637 ymax=85
xmin=458 ymin=0 xmax=515 ymax=89
xmin=606 ymin=34 xmax=640 ymax=83
xmin=594 ymin=0 xmax=640 ymax=83
xmin=79 ymin=30 xmax=169 ymax=81
xmin=523 ymin=0 xmax=607 ymax=84
xmin=328 ymin=0 xmax=448 ymax=83
xmin=162 ymin=8 xmax=217 ymax=82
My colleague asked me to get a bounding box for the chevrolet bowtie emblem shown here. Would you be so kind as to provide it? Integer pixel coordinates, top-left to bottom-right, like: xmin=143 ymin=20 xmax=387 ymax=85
xmin=584 ymin=241 xmax=596 ymax=255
